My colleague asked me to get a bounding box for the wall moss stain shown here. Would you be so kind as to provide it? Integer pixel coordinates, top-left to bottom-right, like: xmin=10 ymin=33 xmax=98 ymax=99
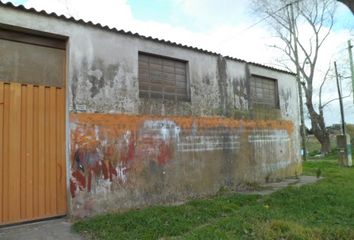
xmin=280 ymin=88 xmax=292 ymax=114
xmin=72 ymin=58 xmax=137 ymax=113
xmin=232 ymin=77 xmax=248 ymax=110
xmin=217 ymin=56 xmax=228 ymax=116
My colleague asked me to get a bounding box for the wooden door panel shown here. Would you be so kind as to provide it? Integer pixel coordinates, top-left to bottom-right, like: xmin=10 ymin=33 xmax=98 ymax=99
xmin=0 ymin=82 xmax=3 ymax=223
xmin=0 ymin=82 xmax=66 ymax=225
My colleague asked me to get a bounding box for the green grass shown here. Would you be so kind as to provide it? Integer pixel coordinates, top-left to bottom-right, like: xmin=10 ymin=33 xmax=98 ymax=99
xmin=73 ymin=157 xmax=354 ymax=240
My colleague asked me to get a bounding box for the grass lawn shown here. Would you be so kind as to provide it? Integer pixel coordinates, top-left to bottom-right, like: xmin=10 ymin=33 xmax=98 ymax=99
xmin=73 ymin=156 xmax=354 ymax=240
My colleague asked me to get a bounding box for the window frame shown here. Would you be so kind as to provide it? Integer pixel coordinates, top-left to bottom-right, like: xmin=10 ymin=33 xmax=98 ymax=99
xmin=138 ymin=51 xmax=190 ymax=102
xmin=0 ymin=27 xmax=67 ymax=50
xmin=250 ymin=74 xmax=280 ymax=109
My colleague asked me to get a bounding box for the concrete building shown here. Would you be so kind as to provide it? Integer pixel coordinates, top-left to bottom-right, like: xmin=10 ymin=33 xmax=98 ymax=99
xmin=0 ymin=1 xmax=301 ymax=224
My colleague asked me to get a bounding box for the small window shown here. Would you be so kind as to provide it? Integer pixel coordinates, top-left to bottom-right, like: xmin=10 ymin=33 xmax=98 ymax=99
xmin=250 ymin=75 xmax=279 ymax=108
xmin=138 ymin=52 xmax=189 ymax=101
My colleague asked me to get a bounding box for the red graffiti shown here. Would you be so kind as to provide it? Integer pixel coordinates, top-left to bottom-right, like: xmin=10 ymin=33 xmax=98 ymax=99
xmin=88 ymin=171 xmax=92 ymax=193
xmin=109 ymin=162 xmax=117 ymax=181
xmin=72 ymin=170 xmax=86 ymax=189
xmin=127 ymin=139 xmax=135 ymax=161
xmin=70 ymin=118 xmax=179 ymax=198
xmin=70 ymin=179 xmax=76 ymax=198
xmin=93 ymin=161 xmax=101 ymax=176
xmin=70 ymin=170 xmax=86 ymax=198
xmin=120 ymin=133 xmax=136 ymax=163
xmin=99 ymin=161 xmax=116 ymax=181
xmin=104 ymin=145 xmax=114 ymax=157
xmin=102 ymin=161 xmax=109 ymax=180
xmin=157 ymin=142 xmax=171 ymax=165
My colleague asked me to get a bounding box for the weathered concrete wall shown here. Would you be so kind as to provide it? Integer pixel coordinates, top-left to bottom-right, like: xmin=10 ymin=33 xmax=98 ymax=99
xmin=0 ymin=5 xmax=301 ymax=218
xmin=70 ymin=114 xmax=298 ymax=217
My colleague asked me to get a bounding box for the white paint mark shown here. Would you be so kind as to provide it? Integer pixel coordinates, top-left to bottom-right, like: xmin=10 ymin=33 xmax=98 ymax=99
xmin=116 ymin=164 xmax=128 ymax=183
xmin=76 ymin=104 xmax=87 ymax=112
xmin=174 ymin=126 xmax=181 ymax=139
xmin=123 ymin=131 xmax=131 ymax=144
xmin=142 ymin=120 xmax=181 ymax=141
xmin=95 ymin=126 xmax=100 ymax=141
xmin=177 ymin=135 xmax=240 ymax=152
xmin=161 ymin=126 xmax=169 ymax=140
xmin=248 ymin=130 xmax=289 ymax=143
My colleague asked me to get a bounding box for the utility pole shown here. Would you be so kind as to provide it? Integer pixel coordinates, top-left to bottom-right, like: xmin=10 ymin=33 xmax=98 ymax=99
xmin=290 ymin=2 xmax=307 ymax=161
xmin=334 ymin=61 xmax=346 ymax=135
xmin=348 ymin=40 xmax=354 ymax=103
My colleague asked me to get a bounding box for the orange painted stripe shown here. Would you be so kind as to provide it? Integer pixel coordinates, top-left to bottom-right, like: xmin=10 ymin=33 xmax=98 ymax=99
xmin=69 ymin=113 xmax=294 ymax=135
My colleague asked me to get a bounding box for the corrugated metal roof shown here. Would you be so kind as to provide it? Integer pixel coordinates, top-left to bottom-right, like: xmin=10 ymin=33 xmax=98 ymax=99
xmin=0 ymin=0 xmax=295 ymax=76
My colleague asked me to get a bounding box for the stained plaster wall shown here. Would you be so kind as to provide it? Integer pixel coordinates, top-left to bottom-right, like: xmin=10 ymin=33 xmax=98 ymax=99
xmin=0 ymin=6 xmax=301 ymax=218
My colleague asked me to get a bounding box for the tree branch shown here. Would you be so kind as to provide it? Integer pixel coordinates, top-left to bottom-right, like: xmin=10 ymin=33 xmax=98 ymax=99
xmin=321 ymin=93 xmax=352 ymax=109
xmin=318 ymin=67 xmax=331 ymax=111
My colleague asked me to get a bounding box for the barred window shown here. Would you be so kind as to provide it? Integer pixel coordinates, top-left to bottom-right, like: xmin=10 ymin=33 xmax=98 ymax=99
xmin=138 ymin=52 xmax=189 ymax=101
xmin=250 ymin=75 xmax=279 ymax=108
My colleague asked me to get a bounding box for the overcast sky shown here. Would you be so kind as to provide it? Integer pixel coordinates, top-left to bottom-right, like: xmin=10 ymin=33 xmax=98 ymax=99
xmin=4 ymin=0 xmax=354 ymax=126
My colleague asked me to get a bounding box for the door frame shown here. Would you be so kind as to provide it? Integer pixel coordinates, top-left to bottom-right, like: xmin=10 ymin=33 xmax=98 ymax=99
xmin=0 ymin=25 xmax=69 ymax=226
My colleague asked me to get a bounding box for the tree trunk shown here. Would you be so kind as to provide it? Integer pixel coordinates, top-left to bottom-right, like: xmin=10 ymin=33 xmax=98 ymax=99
xmin=320 ymin=135 xmax=331 ymax=154
xmin=306 ymin=100 xmax=331 ymax=154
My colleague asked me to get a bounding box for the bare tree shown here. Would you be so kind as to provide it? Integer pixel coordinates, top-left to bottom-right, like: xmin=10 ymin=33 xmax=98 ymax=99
xmin=252 ymin=0 xmax=336 ymax=153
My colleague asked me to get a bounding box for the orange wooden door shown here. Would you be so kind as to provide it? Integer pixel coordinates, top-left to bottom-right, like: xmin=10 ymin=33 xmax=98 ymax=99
xmin=0 ymin=81 xmax=66 ymax=225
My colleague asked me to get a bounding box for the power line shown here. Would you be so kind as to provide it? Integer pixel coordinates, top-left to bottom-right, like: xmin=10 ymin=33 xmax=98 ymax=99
xmin=332 ymin=40 xmax=354 ymax=56
xmin=236 ymin=0 xmax=304 ymax=35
